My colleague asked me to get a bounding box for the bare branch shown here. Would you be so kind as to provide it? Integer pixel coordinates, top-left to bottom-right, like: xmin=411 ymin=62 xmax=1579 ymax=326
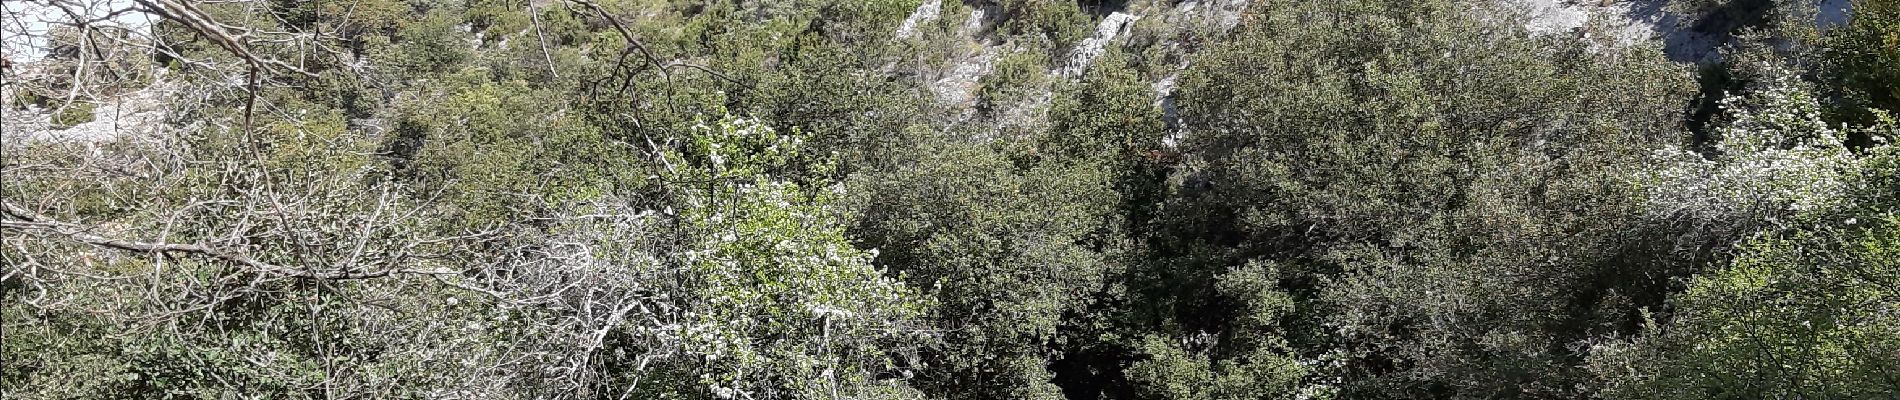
xmin=131 ymin=0 xmax=317 ymax=78
xmin=2 ymin=200 xmax=455 ymax=280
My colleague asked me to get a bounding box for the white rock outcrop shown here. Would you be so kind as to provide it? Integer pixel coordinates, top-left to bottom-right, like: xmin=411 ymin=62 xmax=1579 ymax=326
xmin=1057 ymin=12 xmax=1140 ymax=78
xmin=895 ymin=0 xmax=943 ymax=40
xmin=1507 ymin=0 xmax=1855 ymax=63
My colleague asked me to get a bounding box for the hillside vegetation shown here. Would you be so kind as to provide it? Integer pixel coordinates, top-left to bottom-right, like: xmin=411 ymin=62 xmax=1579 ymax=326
xmin=2 ymin=0 xmax=1897 ymax=398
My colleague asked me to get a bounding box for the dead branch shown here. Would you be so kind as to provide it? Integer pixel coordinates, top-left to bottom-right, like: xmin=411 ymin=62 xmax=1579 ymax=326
xmin=131 ymin=0 xmax=317 ymax=78
xmin=1 ymin=200 xmax=456 ymax=280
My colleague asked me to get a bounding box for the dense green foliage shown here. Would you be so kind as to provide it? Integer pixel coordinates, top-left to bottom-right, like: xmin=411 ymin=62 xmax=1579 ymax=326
xmin=1166 ymin=2 xmax=1698 ymax=396
xmin=4 ymin=0 xmax=1897 ymax=399
xmin=1822 ymin=0 xmax=1900 ymax=127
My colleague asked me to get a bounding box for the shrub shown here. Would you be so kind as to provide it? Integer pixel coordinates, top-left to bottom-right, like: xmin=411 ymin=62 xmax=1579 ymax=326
xmin=50 ymin=102 xmax=96 ymax=129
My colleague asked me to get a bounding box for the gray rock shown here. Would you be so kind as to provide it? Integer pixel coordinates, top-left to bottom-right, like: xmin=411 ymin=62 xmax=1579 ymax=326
xmin=896 ymin=0 xmax=943 ymax=40
xmin=1057 ymin=12 xmax=1141 ymax=79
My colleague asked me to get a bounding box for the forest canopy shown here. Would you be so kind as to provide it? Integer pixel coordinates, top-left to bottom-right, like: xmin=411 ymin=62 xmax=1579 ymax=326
xmin=1 ymin=0 xmax=1896 ymax=399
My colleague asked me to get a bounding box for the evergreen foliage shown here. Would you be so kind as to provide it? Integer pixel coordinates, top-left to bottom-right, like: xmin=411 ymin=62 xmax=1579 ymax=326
xmin=4 ymin=0 xmax=1897 ymax=398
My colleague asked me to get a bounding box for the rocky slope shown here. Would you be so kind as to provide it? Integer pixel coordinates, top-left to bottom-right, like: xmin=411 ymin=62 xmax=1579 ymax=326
xmin=895 ymin=0 xmax=1853 ymax=145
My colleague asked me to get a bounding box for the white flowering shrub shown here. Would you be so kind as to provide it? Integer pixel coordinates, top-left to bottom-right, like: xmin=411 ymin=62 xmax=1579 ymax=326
xmin=1645 ymin=65 xmax=1862 ymax=224
xmin=1593 ymin=64 xmax=1900 ymax=400
xmin=685 ymin=116 xmax=810 ymax=179
xmin=645 ymin=116 xmax=929 ymax=399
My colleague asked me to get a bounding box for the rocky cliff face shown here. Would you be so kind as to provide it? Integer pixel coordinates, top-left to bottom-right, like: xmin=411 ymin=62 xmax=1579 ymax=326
xmin=1506 ymin=0 xmax=1853 ymax=63
xmin=902 ymin=0 xmax=1246 ymax=136
xmin=900 ymin=0 xmax=1853 ymax=145
xmin=4 ymin=0 xmax=1858 ymax=145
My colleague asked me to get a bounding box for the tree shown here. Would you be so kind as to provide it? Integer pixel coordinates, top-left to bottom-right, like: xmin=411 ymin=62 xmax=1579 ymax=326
xmin=845 ymin=127 xmax=1124 ymax=399
xmin=1167 ymin=0 xmax=1696 ymax=396
xmin=1820 ymin=0 xmax=1900 ymax=128
xmin=1589 ymin=63 xmax=1900 ymax=400
xmin=3 ymin=1 xmax=936 ymax=397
